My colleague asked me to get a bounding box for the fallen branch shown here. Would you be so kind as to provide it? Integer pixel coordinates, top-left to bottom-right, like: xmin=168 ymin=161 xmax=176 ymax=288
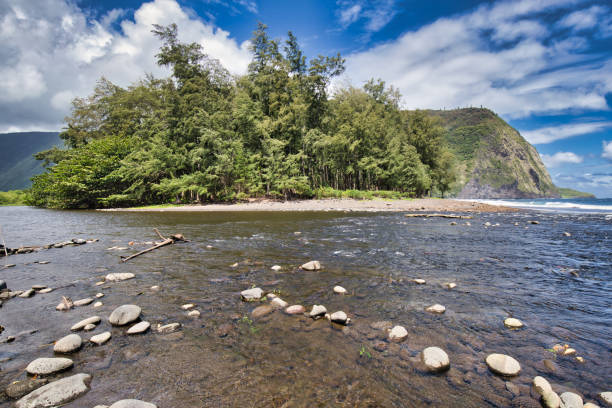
xmin=120 ymin=229 xmax=188 ymax=263
xmin=404 ymin=213 xmax=472 ymax=219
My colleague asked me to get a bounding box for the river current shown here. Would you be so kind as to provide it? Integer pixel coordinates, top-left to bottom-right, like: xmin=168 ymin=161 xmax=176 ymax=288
xmin=0 ymin=206 xmax=610 ymax=407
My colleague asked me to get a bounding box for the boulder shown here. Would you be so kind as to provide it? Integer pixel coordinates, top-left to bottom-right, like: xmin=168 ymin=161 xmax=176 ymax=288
xmin=485 ymin=353 xmax=521 ymax=376
xmin=71 ymin=316 xmax=101 ymax=331
xmin=53 ymin=334 xmax=82 ymax=353
xmin=559 ymin=392 xmax=583 ymax=408
xmin=105 ymin=273 xmax=135 ymax=282
xmin=108 ymin=400 xmax=157 ymax=408
xmin=240 ymin=287 xmax=263 ymax=301
xmin=127 ymin=321 xmax=150 ymax=335
xmin=421 ymin=346 xmax=450 ymax=372
xmin=388 ymin=325 xmax=408 ymax=342
xmin=301 ymin=261 xmax=321 ymax=271
xmin=109 ymin=305 xmax=141 ymax=326
xmin=26 ymin=357 xmax=74 ymax=376
xmin=90 ymin=332 xmax=111 ymax=345
xmin=15 ymin=373 xmax=91 ymax=408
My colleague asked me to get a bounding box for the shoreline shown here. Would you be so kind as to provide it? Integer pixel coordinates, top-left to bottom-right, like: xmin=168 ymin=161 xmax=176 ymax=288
xmin=99 ymin=198 xmax=520 ymax=213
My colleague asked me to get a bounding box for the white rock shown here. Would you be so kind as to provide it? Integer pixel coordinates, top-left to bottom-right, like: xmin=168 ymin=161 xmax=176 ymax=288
xmin=150 ymin=285 xmax=160 ymax=291
xmin=560 ymin=392 xmax=583 ymax=408
xmin=330 ymin=311 xmax=349 ymax=325
xmin=425 ymin=304 xmax=446 ymax=314
xmin=270 ymin=297 xmax=288 ymax=308
xmin=74 ymin=298 xmax=93 ymax=307
xmin=285 ymin=305 xmax=306 ymax=315
xmin=301 ymin=260 xmax=321 ymax=271
xmin=388 ymin=325 xmax=408 ymax=342
xmin=241 ymin=287 xmax=263 ymax=301
xmin=562 ymin=348 xmax=576 ymax=356
xmin=271 ymin=265 xmax=282 ymax=271
xmin=600 ymin=392 xmax=612 ymax=406
xmin=53 ymin=334 xmax=82 ymax=353
xmin=127 ymin=321 xmax=150 ymax=335
xmin=95 ymin=293 xmax=104 ymax=298
xmin=93 ymin=301 xmax=103 ymax=308
xmin=421 ymin=347 xmax=450 ymax=372
xmin=71 ymin=316 xmax=101 ymax=331
xmin=533 ymin=376 xmax=553 ymax=397
xmin=485 ymin=353 xmax=521 ymax=376
xmin=109 ymin=305 xmax=141 ymax=326
xmin=542 ymin=391 xmax=561 ymax=408
xmin=309 ymin=304 xmax=327 ymax=318
xmin=105 ymin=273 xmax=135 ymax=282
xmin=15 ymin=373 xmax=91 ymax=408
xmin=108 ymin=399 xmax=157 ymax=408
xmin=446 ymin=282 xmax=457 ymax=289
xmin=504 ymin=318 xmax=524 ymax=328
xmin=38 ymin=288 xmax=53 ymax=294
xmin=90 ymin=331 xmax=111 ymax=345
xmin=26 ymin=357 xmax=74 ymax=375
xmin=413 ymin=279 xmax=426 ymax=284
xmin=157 ymin=323 xmax=181 ymax=334
xmin=181 ymin=303 xmax=195 ymax=310
xmin=584 ymin=403 xmax=600 ymax=408
xmin=84 ymin=324 xmax=95 ymax=332
xmin=188 ymin=310 xmax=200 ymax=317
xmin=333 ymin=285 xmax=347 ymax=294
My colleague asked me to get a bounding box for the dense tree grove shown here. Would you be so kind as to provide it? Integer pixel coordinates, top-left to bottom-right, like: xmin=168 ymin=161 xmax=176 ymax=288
xmin=30 ymin=24 xmax=456 ymax=208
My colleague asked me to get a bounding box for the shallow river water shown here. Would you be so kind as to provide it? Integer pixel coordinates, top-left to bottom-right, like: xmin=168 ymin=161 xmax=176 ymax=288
xmin=0 ymin=206 xmax=610 ymax=407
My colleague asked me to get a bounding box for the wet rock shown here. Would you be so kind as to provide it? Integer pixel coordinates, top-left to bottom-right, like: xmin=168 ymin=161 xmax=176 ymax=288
xmin=73 ymin=298 xmax=93 ymax=307
xmin=330 ymin=311 xmax=349 ymax=325
xmin=512 ymin=397 xmax=541 ymax=408
xmin=71 ymin=316 xmax=101 ymax=331
xmin=271 ymin=265 xmax=282 ymax=271
xmin=251 ymin=305 xmax=273 ymax=318
xmin=559 ymin=392 xmax=583 ymax=408
xmin=95 ymin=293 xmax=104 ymax=298
xmin=127 ymin=321 xmax=150 ymax=335
xmin=542 ymin=359 xmax=559 ymax=374
xmin=425 ymin=304 xmax=446 ymax=314
xmin=90 ymin=331 xmax=111 ymax=345
xmin=371 ymin=321 xmax=393 ymax=331
xmin=15 ymin=373 xmax=91 ymax=408
xmin=373 ymin=341 xmax=387 ymax=352
xmin=413 ymin=279 xmax=426 ymax=284
xmin=216 ymin=323 xmax=234 ymax=337
xmin=0 ymin=280 xmax=6 ymax=291
xmin=529 ymin=220 xmax=540 ymax=224
xmin=301 ymin=260 xmax=321 ymax=270
xmin=285 ymin=305 xmax=305 ymax=315
xmin=542 ymin=391 xmax=561 ymax=408
xmin=93 ymin=301 xmax=103 ymax=308
xmin=504 ymin=318 xmax=524 ymax=328
xmin=333 ymin=285 xmax=347 ymax=294
xmin=19 ymin=289 xmax=35 ymax=298
xmin=109 ymin=305 xmax=141 ymax=326
xmin=421 ymin=346 xmax=450 ymax=372
xmin=270 ymin=297 xmax=288 ymax=308
xmin=506 ymin=382 xmax=520 ymax=397
xmin=486 ymin=354 xmax=521 ymax=376
xmin=240 ymin=287 xmax=263 ymax=301
xmin=309 ymin=305 xmax=327 ymax=319
xmin=56 ymin=297 xmax=74 ymax=311
xmin=388 ymin=325 xmax=408 ymax=342
xmin=584 ymin=403 xmax=601 ymax=408
xmin=53 ymin=334 xmax=82 ymax=353
xmin=600 ymin=392 xmax=612 ymax=406
xmin=6 ymin=379 xmax=49 ymax=399
xmin=533 ymin=376 xmax=553 ymax=397
xmin=188 ymin=310 xmax=200 ymax=317
xmin=26 ymin=357 xmax=74 ymax=375
xmin=72 ymin=238 xmax=86 ymax=245
xmin=38 ymin=288 xmax=53 ymax=294
xmin=108 ymin=400 xmax=157 ymax=408
xmin=157 ymin=323 xmax=181 ymax=334
xmin=446 ymin=282 xmax=457 ymax=289
xmin=181 ymin=303 xmax=195 ymax=310
xmin=31 ymin=285 xmax=46 ymax=290
xmin=105 ymin=273 xmax=135 ymax=282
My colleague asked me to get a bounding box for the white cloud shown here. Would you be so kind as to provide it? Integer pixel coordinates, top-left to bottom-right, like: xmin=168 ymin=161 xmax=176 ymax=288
xmin=521 ymin=122 xmax=612 ymax=144
xmin=0 ymin=0 xmax=251 ymax=132
xmin=557 ymin=5 xmax=607 ymax=32
xmin=342 ymin=0 xmax=612 ymax=118
xmin=540 ymin=152 xmax=583 ymax=167
xmin=339 ymin=4 xmax=361 ymax=27
xmin=603 ymin=140 xmax=612 ymax=160
xmin=336 ymin=0 xmax=398 ymax=32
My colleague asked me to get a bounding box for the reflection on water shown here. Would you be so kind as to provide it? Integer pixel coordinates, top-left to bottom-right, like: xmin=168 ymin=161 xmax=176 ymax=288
xmin=0 ymin=207 xmax=610 ymax=407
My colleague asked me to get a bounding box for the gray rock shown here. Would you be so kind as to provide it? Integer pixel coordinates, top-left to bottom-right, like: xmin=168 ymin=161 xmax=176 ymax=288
xmin=270 ymin=297 xmax=288 ymax=308
xmin=6 ymin=379 xmax=49 ymax=399
xmin=73 ymin=298 xmax=94 ymax=307
xmin=309 ymin=305 xmax=327 ymax=319
xmin=105 ymin=273 xmax=135 ymax=282
xmin=72 ymin=238 xmax=86 ymax=245
xmin=421 ymin=346 xmax=450 ymax=372
xmin=560 ymin=392 xmax=583 ymax=408
xmin=388 ymin=325 xmax=408 ymax=342
xmin=485 ymin=353 xmax=521 ymax=376
xmin=330 ymin=311 xmax=349 ymax=325
xmin=53 ymin=334 xmax=82 ymax=353
xmin=108 ymin=400 xmax=157 ymax=408
xmin=109 ymin=305 xmax=141 ymax=326
xmin=301 ymin=260 xmax=321 ymax=270
xmin=71 ymin=316 xmax=101 ymax=331
xmin=0 ymin=280 xmax=6 ymax=290
xmin=15 ymin=373 xmax=91 ymax=408
xmin=127 ymin=321 xmax=150 ymax=335
xmin=25 ymin=357 xmax=74 ymax=375
xmin=19 ymin=289 xmax=35 ymax=298
xmin=90 ymin=331 xmax=111 ymax=345
xmin=240 ymin=287 xmax=263 ymax=301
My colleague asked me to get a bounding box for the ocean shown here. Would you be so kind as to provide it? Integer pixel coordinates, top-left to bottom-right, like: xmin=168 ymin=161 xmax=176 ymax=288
xmin=468 ymin=197 xmax=612 ymax=215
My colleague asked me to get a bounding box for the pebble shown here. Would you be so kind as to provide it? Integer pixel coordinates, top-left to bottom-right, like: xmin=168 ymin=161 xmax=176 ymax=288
xmin=90 ymin=331 xmax=111 ymax=345
xmin=150 ymin=285 xmax=160 ymax=291
xmin=15 ymin=373 xmax=91 ymax=408
xmin=425 ymin=304 xmax=446 ymax=314
xmin=19 ymin=289 xmax=35 ymax=298
xmin=504 ymin=317 xmax=524 ymax=328
xmin=95 ymin=281 xmax=105 ymax=286
xmin=333 ymin=285 xmax=347 ymax=294
xmin=285 ymin=305 xmax=306 ymax=315
xmin=93 ymin=301 xmax=103 ymax=308
xmin=5 ymin=379 xmax=49 ymax=399
xmin=529 ymin=220 xmax=540 ymax=224
xmin=413 ymin=279 xmax=426 ymax=284
xmin=542 ymin=390 xmax=561 ymax=408
xmin=267 ymin=293 xmax=277 ymax=299
xmin=446 ymin=282 xmax=457 ymax=289
xmin=562 ymin=348 xmax=576 ymax=356
xmin=127 ymin=321 xmax=150 ymax=335
xmin=108 ymin=399 xmax=157 ymax=408
xmin=95 ymin=293 xmax=104 ymax=298
xmin=53 ymin=334 xmax=82 ymax=353
xmin=157 ymin=323 xmax=181 ymax=334
xmin=38 ymin=288 xmax=53 ymax=294
xmin=330 ymin=311 xmax=349 ymax=325
xmin=240 ymin=287 xmax=264 ymax=301
xmin=421 ymin=346 xmax=450 ymax=372
xmin=485 ymin=353 xmax=521 ymax=376
xmin=105 ymin=273 xmax=135 ymax=282
xmin=600 ymin=392 xmax=612 ymax=406
xmin=388 ymin=325 xmax=408 ymax=342
xmin=301 ymin=260 xmax=321 ymax=271
xmin=270 ymin=297 xmax=288 ymax=308
xmin=181 ymin=303 xmax=195 ymax=310
xmin=74 ymin=298 xmax=94 ymax=306
xmin=26 ymin=357 xmax=74 ymax=375
xmin=271 ymin=265 xmax=282 ymax=271
xmin=309 ymin=305 xmax=327 ymax=319
xmin=188 ymin=310 xmax=200 ymax=317
xmin=71 ymin=316 xmax=101 ymax=331
xmin=560 ymin=392 xmax=583 ymax=408
xmin=109 ymin=305 xmax=141 ymax=326
xmin=251 ymin=305 xmax=273 ymax=318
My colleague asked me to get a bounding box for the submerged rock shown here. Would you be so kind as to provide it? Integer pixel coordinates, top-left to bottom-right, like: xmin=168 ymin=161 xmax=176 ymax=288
xmin=109 ymin=305 xmax=141 ymax=326
xmin=251 ymin=305 xmax=273 ymax=318
xmin=15 ymin=373 xmax=91 ymax=408
xmin=90 ymin=331 xmax=111 ymax=345
xmin=71 ymin=316 xmax=101 ymax=331
xmin=6 ymin=379 xmax=49 ymax=399
xmin=26 ymin=357 xmax=74 ymax=375
xmin=371 ymin=321 xmax=393 ymax=331
xmin=486 ymin=353 xmax=521 ymax=376
xmin=240 ymin=287 xmax=263 ymax=301
xmin=388 ymin=325 xmax=408 ymax=342
xmin=53 ymin=334 xmax=82 ymax=353
xmin=109 ymin=400 xmax=157 ymax=408
xmin=301 ymin=260 xmax=321 ymax=271
xmin=127 ymin=321 xmax=150 ymax=335
xmin=421 ymin=346 xmax=450 ymax=372
xmin=105 ymin=273 xmax=135 ymax=282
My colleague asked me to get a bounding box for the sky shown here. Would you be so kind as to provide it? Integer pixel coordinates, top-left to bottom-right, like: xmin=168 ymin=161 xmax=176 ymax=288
xmin=0 ymin=0 xmax=611 ymax=197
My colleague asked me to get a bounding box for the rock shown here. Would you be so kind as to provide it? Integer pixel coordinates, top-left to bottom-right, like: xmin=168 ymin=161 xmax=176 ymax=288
xmin=330 ymin=311 xmax=349 ymax=325
xmin=240 ymin=287 xmax=263 ymax=301
xmin=270 ymin=297 xmax=288 ymax=308
xmin=0 ymin=280 xmax=6 ymax=290
xmin=109 ymin=305 xmax=141 ymax=326
xmin=73 ymin=298 xmax=93 ymax=306
xmin=157 ymin=323 xmax=181 ymax=334
xmin=181 ymin=303 xmax=195 ymax=310
xmin=421 ymin=346 xmax=450 ymax=372
xmin=529 ymin=220 xmax=540 ymax=224
xmin=584 ymin=403 xmax=600 ymax=408
xmin=105 ymin=273 xmax=135 ymax=282
xmin=563 ymin=232 xmax=571 ymax=237
xmin=72 ymin=238 xmax=86 ymax=244
xmin=108 ymin=399 xmax=157 ymax=408
xmin=53 ymin=334 xmax=82 ymax=353
xmin=506 ymin=381 xmax=520 ymax=397
xmin=599 ymin=392 xmax=612 ymax=406
xmin=388 ymin=325 xmax=408 ymax=342
xmin=575 ymin=356 xmax=585 ymax=363
xmin=333 ymin=285 xmax=347 ymax=294
xmin=19 ymin=289 xmax=35 ymax=298
xmin=371 ymin=321 xmax=393 ymax=330
xmin=285 ymin=305 xmax=305 ymax=315
xmin=309 ymin=305 xmax=327 ymax=319
xmin=413 ymin=278 xmax=426 ymax=284
xmin=71 ymin=316 xmax=101 ymax=331
xmin=533 ymin=376 xmax=553 ymax=397
xmin=450 ymin=221 xmax=457 ymax=225
xmin=504 ymin=317 xmax=524 ymax=328
xmin=15 ymin=373 xmax=91 ymax=408
xmin=542 ymin=391 xmax=561 ymax=408
xmin=562 ymin=348 xmax=576 ymax=356
xmin=446 ymin=282 xmax=457 ymax=289
xmin=267 ymin=293 xmax=277 ymax=299
xmin=485 ymin=354 xmax=521 ymax=376
xmin=90 ymin=331 xmax=111 ymax=345
xmin=552 ymin=344 xmax=565 ymax=353
xmin=559 ymin=392 xmax=583 ymax=408
xmin=216 ymin=323 xmax=234 ymax=337
xmin=6 ymin=379 xmax=49 ymax=399
xmin=38 ymin=288 xmax=53 ymax=294
xmin=95 ymin=293 xmax=104 ymax=298
xmin=425 ymin=304 xmax=446 ymax=314
xmin=127 ymin=321 xmax=150 ymax=335
xmin=95 ymin=281 xmax=105 ymax=286
xmin=150 ymin=285 xmax=160 ymax=291
xmin=301 ymin=260 xmax=321 ymax=271
xmin=56 ymin=297 xmax=74 ymax=311
xmin=188 ymin=310 xmax=200 ymax=317
xmin=26 ymin=357 xmax=74 ymax=375
xmin=373 ymin=341 xmax=387 ymax=352
xmin=31 ymin=285 xmax=46 ymax=290
xmin=93 ymin=301 xmax=103 ymax=308
xmin=485 ymin=222 xmax=492 ymax=226
xmin=271 ymin=265 xmax=282 ymax=271
xmin=251 ymin=305 xmax=273 ymax=318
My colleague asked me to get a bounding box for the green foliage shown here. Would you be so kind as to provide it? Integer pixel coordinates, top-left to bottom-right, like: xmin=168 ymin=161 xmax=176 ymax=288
xmin=359 ymin=345 xmax=372 ymax=358
xmin=30 ymin=24 xmax=456 ymax=208
xmin=0 ymin=190 xmax=28 ymax=206
xmin=557 ymin=187 xmax=595 ymax=198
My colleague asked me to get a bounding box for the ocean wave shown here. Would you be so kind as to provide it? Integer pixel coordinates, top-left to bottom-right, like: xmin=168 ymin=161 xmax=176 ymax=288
xmin=461 ymin=199 xmax=612 ymax=213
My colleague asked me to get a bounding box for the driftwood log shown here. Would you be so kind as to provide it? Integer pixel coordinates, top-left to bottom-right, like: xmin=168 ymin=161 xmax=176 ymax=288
xmin=120 ymin=229 xmax=188 ymax=263
xmin=404 ymin=213 xmax=473 ymax=219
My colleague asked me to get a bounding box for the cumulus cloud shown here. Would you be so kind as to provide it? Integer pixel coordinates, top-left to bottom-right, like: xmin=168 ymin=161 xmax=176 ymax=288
xmin=0 ymin=0 xmax=251 ymax=132
xmin=342 ymin=0 xmax=612 ymax=118
xmin=521 ymin=122 xmax=612 ymax=144
xmin=540 ymin=152 xmax=583 ymax=168
xmin=603 ymin=140 xmax=612 ymax=160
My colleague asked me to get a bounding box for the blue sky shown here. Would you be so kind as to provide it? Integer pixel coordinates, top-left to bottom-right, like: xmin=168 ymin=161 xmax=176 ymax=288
xmin=1 ymin=0 xmax=611 ymax=196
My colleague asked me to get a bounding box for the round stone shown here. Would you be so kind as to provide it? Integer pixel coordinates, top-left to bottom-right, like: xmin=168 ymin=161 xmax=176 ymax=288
xmin=109 ymin=305 xmax=141 ymax=326
xmin=388 ymin=325 xmax=408 ymax=342
xmin=108 ymin=400 xmax=157 ymax=408
xmin=421 ymin=346 xmax=450 ymax=372
xmin=504 ymin=317 xmax=524 ymax=328
xmin=73 ymin=298 xmax=93 ymax=306
xmin=486 ymin=353 xmax=521 ymax=376
xmin=240 ymin=287 xmax=263 ymax=301
xmin=330 ymin=311 xmax=349 ymax=325
xmin=301 ymin=260 xmax=321 ymax=271
xmin=14 ymin=373 xmax=91 ymax=408
xmin=26 ymin=357 xmax=74 ymax=375
xmin=333 ymin=285 xmax=347 ymax=294
xmin=285 ymin=305 xmax=305 ymax=315
xmin=426 ymin=304 xmax=446 ymax=314
xmin=251 ymin=305 xmax=273 ymax=318
xmin=127 ymin=321 xmax=150 ymax=335
xmin=270 ymin=297 xmax=288 ymax=308
xmin=90 ymin=331 xmax=111 ymax=345
xmin=53 ymin=334 xmax=82 ymax=353
xmin=71 ymin=316 xmax=101 ymax=331
xmin=560 ymin=392 xmax=583 ymax=408
xmin=309 ymin=305 xmax=327 ymax=318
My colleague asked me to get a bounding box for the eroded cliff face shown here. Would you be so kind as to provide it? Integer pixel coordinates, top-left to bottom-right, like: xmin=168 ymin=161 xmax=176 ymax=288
xmin=430 ymin=108 xmax=559 ymax=199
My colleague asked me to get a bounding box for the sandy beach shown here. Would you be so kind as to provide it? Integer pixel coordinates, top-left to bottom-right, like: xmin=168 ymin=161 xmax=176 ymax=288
xmin=100 ymin=198 xmax=519 ymax=213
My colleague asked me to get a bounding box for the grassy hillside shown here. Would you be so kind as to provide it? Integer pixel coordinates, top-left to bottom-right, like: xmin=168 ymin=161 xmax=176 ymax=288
xmin=557 ymin=187 xmax=595 ymax=199
xmin=0 ymin=132 xmax=61 ymax=190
